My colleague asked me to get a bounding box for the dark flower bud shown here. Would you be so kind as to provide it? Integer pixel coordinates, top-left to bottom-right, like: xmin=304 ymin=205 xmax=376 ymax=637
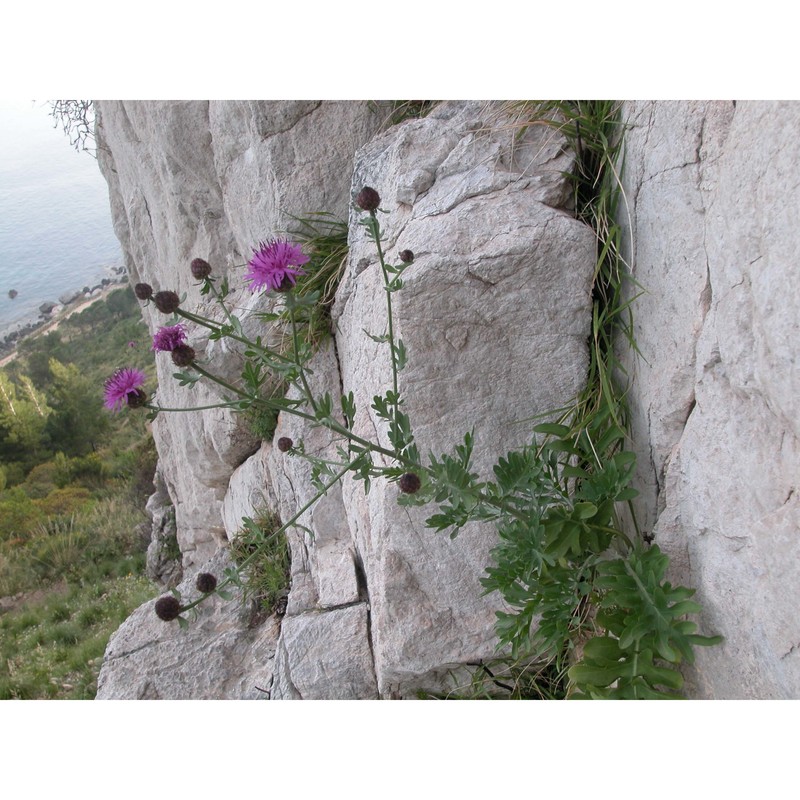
xmin=277 ymin=437 xmax=293 ymax=452
xmin=154 ymin=595 xmax=182 ymax=622
xmin=195 ymin=572 xmax=218 ymax=593
xmin=190 ymin=258 xmax=212 ymax=280
xmin=126 ymin=389 xmax=148 ymax=409
xmin=399 ymin=250 xmax=415 ymax=263
xmin=134 ymin=283 xmax=154 ymax=301
xmin=356 ymin=186 xmax=381 ymax=212
xmin=170 ymin=344 xmax=196 ymax=367
xmin=153 ymin=290 xmax=181 ymax=314
xmin=398 ymin=472 xmax=422 ymax=494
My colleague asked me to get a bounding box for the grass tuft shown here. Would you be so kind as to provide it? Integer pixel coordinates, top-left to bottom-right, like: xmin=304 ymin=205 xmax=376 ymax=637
xmin=229 ymin=507 xmax=290 ymax=614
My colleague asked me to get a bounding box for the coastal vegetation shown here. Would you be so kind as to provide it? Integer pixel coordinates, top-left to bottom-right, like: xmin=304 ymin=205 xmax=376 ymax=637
xmin=0 ymin=287 xmax=157 ymax=698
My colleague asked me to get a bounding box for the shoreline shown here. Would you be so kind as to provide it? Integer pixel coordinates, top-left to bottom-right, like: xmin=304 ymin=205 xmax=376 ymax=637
xmin=0 ymin=276 xmax=130 ymax=369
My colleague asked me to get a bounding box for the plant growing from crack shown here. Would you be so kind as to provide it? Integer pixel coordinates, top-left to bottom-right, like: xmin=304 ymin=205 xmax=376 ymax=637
xmin=106 ymin=168 xmax=720 ymax=697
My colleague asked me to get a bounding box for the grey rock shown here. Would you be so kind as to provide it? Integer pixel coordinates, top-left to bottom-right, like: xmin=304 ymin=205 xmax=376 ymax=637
xmin=618 ymin=100 xmax=800 ymax=698
xmin=96 ymin=549 xmax=278 ymax=699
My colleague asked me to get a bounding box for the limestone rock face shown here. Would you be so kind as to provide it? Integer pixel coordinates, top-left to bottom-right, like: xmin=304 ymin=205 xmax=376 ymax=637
xmin=95 ymin=100 xmax=382 ymax=570
xmin=618 ymin=101 xmax=800 ymax=698
xmin=96 ymin=550 xmax=278 ymax=700
xmin=329 ymin=102 xmax=594 ymax=695
xmin=95 ymin=100 xmax=596 ymax=698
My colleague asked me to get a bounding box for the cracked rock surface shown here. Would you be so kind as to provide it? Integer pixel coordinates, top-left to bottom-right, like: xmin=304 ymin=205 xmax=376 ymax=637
xmin=619 ymin=101 xmax=800 ymax=698
xmin=94 ymin=101 xmax=595 ymax=699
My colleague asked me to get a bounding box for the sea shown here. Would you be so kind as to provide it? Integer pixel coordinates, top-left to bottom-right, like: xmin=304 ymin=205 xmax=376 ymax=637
xmin=0 ymin=100 xmax=123 ymax=341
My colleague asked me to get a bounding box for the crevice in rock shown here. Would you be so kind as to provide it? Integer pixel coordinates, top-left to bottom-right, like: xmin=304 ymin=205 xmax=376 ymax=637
xmin=352 ymin=550 xmax=378 ymax=681
xmin=142 ymin=195 xmax=153 ymax=228
xmin=104 ymin=637 xmax=159 ymax=663
xmin=781 ymin=642 xmax=799 ymax=660
xmin=329 ymin=325 xmax=347 ymax=422
xmin=259 ymin=101 xmax=322 ymax=140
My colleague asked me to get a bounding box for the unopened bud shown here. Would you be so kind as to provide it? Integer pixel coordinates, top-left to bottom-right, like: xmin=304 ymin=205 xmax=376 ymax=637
xmin=154 ymin=595 xmax=182 ymax=621
xmin=356 ymin=186 xmax=381 ymax=212
xmin=134 ymin=283 xmax=153 ymax=301
xmin=277 ymin=437 xmax=293 ymax=452
xmin=153 ymin=290 xmax=181 ymax=314
xmin=190 ymin=258 xmax=212 ymax=280
xmin=170 ymin=344 xmax=196 ymax=367
xmin=398 ymin=472 xmax=422 ymax=494
xmin=195 ymin=572 xmax=218 ymax=593
xmin=399 ymin=250 xmax=414 ymax=264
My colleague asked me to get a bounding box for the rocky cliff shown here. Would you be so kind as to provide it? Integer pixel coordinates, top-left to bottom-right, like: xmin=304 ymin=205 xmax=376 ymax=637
xmin=93 ymin=100 xmax=800 ymax=699
xmin=618 ymin=101 xmax=800 ymax=698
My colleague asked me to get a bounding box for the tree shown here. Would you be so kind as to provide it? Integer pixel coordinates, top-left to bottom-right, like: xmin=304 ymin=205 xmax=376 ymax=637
xmin=0 ymin=371 xmax=51 ymax=468
xmin=44 ymin=359 xmax=109 ymax=456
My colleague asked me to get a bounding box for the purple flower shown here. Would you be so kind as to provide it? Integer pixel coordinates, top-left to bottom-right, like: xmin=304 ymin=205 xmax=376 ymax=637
xmin=244 ymin=239 xmax=309 ymax=293
xmin=103 ymin=368 xmax=147 ymax=412
xmin=152 ymin=323 xmax=188 ymax=352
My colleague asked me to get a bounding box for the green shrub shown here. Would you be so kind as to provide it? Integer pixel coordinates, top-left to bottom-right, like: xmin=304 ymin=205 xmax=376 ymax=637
xmin=21 ymin=461 xmax=58 ymax=498
xmin=0 ymin=488 xmax=45 ymax=543
xmin=35 ymin=486 xmax=93 ymax=518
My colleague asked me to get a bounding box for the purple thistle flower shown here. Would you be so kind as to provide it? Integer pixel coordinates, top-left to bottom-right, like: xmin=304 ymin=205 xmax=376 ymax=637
xmin=152 ymin=323 xmax=188 ymax=353
xmin=103 ymin=368 xmax=147 ymax=412
xmin=244 ymin=239 xmax=309 ymax=293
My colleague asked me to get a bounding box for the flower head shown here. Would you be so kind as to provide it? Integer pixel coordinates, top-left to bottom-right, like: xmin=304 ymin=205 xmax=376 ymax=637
xmin=276 ymin=437 xmax=294 ymax=452
xmin=152 ymin=323 xmax=188 ymax=353
xmin=134 ymin=283 xmax=153 ymax=301
xmin=398 ymin=472 xmax=422 ymax=494
xmin=103 ymin=368 xmax=147 ymax=412
xmin=195 ymin=572 xmax=218 ymax=593
xmin=244 ymin=239 xmax=309 ymax=293
xmin=356 ymin=186 xmax=381 ymax=212
xmin=171 ymin=344 xmax=196 ymax=367
xmin=190 ymin=258 xmax=212 ymax=280
xmin=153 ymin=290 xmax=181 ymax=314
xmin=154 ymin=595 xmax=183 ymax=622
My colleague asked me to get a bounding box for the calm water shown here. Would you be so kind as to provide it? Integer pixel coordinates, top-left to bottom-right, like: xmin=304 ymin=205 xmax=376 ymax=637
xmin=0 ymin=100 xmax=123 ymax=339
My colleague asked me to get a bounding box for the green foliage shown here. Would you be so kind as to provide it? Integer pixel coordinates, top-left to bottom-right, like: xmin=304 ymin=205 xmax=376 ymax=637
xmin=568 ymin=545 xmax=723 ymax=698
xmin=0 ymin=573 xmax=154 ymax=699
xmin=0 ymin=488 xmax=45 ymax=543
xmin=0 ymin=370 xmax=51 ymax=470
xmin=228 ymin=508 xmax=290 ymax=613
xmin=420 ymin=657 xmax=568 ymax=700
xmin=243 ymin=401 xmax=280 ymax=441
xmin=0 ymin=288 xmax=155 ymax=619
xmin=455 ymin=101 xmax=719 ymax=698
xmin=277 ymin=211 xmax=349 ymax=344
xmin=373 ymin=100 xmax=440 ymax=128
xmin=34 ymin=486 xmax=94 ymax=518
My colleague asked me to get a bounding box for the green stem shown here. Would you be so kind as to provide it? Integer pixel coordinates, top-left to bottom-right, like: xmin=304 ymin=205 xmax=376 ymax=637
xmin=369 ymin=212 xmax=400 ymax=403
xmin=190 ymin=363 xmax=251 ymax=400
xmin=187 ymin=356 xmax=415 ymax=468
xmin=178 ymin=459 xmax=357 ymax=614
xmin=207 ymin=282 xmax=236 ymax=328
xmin=146 ymin=402 xmax=242 ymax=413
xmin=288 ymin=305 xmax=318 ymax=415
xmin=176 ymin=308 xmax=294 ymax=365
